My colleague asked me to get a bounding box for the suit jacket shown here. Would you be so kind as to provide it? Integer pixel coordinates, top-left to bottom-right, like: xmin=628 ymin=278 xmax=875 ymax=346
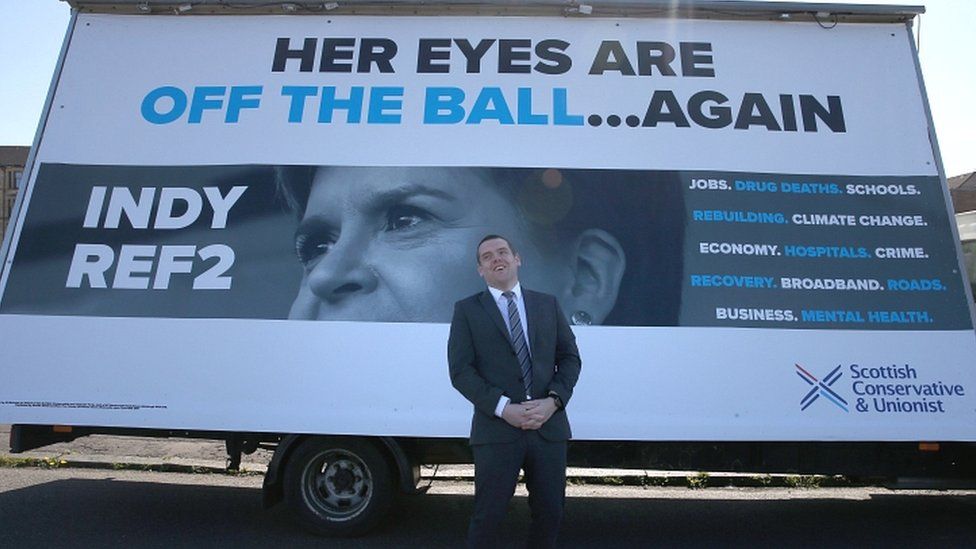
xmin=448 ymin=288 xmax=582 ymax=445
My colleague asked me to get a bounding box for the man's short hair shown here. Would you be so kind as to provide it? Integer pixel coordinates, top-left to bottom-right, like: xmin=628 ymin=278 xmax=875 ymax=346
xmin=477 ymin=234 xmax=517 ymax=264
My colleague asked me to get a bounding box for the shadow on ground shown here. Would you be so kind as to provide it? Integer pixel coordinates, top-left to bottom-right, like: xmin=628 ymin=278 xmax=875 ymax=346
xmin=1 ymin=477 xmax=975 ymax=547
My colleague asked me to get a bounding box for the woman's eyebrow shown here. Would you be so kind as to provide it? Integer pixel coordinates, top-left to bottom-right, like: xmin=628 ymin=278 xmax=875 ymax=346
xmin=295 ymin=214 xmax=335 ymax=237
xmin=365 ymin=183 xmax=458 ymax=206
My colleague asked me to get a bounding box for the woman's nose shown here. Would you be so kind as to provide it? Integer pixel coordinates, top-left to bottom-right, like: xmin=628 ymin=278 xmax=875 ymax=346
xmin=306 ymin=235 xmax=378 ymax=303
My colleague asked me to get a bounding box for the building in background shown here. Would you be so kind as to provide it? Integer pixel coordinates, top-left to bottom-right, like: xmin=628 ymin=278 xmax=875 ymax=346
xmin=1 ymin=146 xmax=30 ymax=241
xmin=949 ymin=172 xmax=976 ymax=213
xmin=951 ymin=172 xmax=976 ymax=299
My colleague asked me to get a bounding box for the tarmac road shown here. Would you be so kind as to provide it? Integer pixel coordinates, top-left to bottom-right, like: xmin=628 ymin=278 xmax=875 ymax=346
xmin=2 ymin=467 xmax=976 ymax=548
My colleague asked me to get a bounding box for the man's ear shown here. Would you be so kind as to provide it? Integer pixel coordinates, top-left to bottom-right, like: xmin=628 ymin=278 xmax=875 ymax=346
xmin=562 ymin=229 xmax=626 ymax=324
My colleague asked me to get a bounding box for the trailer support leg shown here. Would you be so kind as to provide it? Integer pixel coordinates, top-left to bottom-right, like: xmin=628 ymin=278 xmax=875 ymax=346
xmin=226 ymin=437 xmax=243 ymax=471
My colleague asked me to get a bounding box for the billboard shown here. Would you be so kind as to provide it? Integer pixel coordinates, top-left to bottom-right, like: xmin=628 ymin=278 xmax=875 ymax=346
xmin=1 ymin=13 xmax=974 ymax=440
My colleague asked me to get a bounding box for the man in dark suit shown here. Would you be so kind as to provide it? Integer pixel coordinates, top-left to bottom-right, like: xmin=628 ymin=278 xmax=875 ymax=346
xmin=448 ymin=234 xmax=582 ymax=548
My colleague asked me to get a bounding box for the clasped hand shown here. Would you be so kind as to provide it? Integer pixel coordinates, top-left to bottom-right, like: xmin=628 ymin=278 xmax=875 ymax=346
xmin=501 ymin=398 xmax=557 ymax=430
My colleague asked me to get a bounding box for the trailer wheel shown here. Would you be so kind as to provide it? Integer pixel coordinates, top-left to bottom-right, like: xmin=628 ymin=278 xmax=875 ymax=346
xmin=283 ymin=437 xmax=394 ymax=537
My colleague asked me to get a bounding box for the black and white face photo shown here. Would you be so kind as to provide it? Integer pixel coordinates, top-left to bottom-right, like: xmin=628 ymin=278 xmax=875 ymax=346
xmin=279 ymin=166 xmax=685 ymax=325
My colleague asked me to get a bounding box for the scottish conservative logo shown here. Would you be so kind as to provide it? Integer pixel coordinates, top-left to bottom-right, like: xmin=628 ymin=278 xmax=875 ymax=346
xmin=795 ymin=363 xmax=849 ymax=412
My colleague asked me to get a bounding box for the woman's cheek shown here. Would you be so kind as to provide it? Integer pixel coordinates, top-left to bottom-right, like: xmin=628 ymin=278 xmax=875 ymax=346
xmin=398 ymin=246 xmax=476 ymax=297
xmin=287 ymin=283 xmax=319 ymax=320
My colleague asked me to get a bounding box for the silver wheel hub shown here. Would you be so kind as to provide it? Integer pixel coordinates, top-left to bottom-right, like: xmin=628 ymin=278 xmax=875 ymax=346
xmin=303 ymin=450 xmax=373 ymax=520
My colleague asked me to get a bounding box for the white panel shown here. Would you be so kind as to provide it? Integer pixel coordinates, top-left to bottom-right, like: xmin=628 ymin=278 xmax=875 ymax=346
xmin=5 ymin=12 xmax=969 ymax=443
xmin=2 ymin=316 xmax=973 ymax=441
xmin=35 ymin=14 xmax=935 ymax=175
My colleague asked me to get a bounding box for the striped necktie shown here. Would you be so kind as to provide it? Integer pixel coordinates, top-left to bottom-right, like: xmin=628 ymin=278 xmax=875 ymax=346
xmin=503 ymin=291 xmax=532 ymax=397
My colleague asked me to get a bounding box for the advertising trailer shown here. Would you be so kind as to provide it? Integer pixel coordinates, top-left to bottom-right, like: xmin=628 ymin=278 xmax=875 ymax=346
xmin=2 ymin=0 xmax=974 ymax=535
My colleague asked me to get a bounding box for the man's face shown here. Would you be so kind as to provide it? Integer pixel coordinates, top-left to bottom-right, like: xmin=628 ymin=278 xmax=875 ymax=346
xmin=288 ymin=166 xmax=532 ymax=322
xmin=476 ymin=238 xmax=521 ymax=291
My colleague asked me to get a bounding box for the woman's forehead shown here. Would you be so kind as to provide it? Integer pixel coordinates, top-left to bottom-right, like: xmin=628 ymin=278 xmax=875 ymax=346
xmin=309 ymin=166 xmax=492 ymax=201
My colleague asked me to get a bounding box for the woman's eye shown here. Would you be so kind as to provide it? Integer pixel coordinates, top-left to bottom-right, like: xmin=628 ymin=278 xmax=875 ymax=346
xmin=295 ymin=232 xmax=336 ymax=265
xmin=386 ymin=205 xmax=431 ymax=231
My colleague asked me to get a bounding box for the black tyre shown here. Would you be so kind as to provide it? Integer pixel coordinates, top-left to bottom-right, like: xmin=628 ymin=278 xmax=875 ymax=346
xmin=283 ymin=437 xmax=394 ymax=537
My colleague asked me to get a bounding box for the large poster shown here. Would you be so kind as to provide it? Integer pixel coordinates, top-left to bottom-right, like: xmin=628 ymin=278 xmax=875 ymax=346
xmin=1 ymin=164 xmax=686 ymax=326
xmin=1 ymin=13 xmax=974 ymax=440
